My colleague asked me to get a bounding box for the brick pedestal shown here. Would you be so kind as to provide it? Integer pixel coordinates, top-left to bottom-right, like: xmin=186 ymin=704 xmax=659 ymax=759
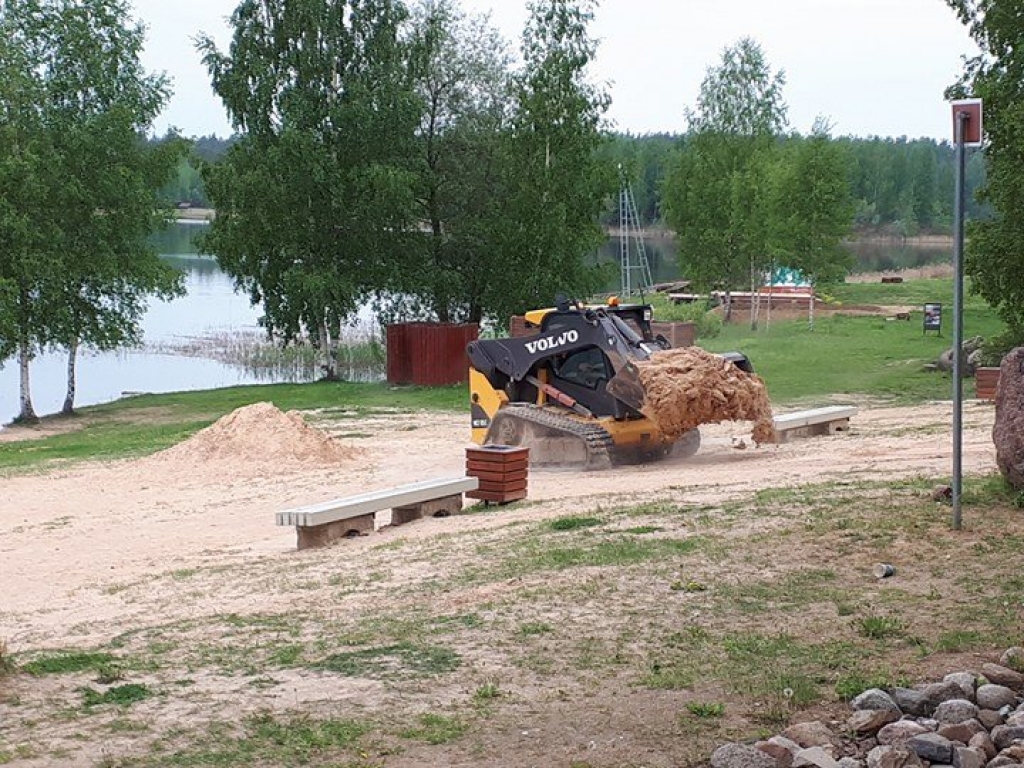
xmin=465 ymin=445 xmax=529 ymax=504
xmin=976 ymin=367 xmax=1000 ymax=401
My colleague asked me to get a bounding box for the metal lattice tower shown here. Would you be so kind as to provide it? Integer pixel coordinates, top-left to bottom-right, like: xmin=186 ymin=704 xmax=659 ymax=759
xmin=618 ymin=169 xmax=654 ymax=297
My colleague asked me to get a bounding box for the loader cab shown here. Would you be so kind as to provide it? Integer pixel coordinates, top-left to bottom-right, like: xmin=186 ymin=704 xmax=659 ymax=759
xmin=528 ymin=299 xmax=664 ymax=349
xmin=532 ymin=306 xmax=651 ymax=421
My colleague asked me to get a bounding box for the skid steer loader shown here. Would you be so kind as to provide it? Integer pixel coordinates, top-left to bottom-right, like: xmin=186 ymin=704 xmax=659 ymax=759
xmin=467 ymin=296 xmax=753 ymax=470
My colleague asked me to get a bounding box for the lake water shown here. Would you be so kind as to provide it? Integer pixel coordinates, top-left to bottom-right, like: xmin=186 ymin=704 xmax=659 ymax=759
xmin=0 ymin=224 xmax=278 ymax=425
xmin=0 ymin=224 xmax=953 ymax=424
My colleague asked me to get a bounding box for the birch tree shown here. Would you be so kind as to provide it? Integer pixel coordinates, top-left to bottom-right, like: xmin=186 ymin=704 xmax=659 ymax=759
xmin=198 ymin=0 xmax=420 ymax=378
xmin=662 ymin=38 xmax=787 ymax=326
xmin=484 ymin=0 xmax=611 ymax=323
xmin=401 ymin=0 xmax=513 ymax=323
xmin=0 ymin=0 xmax=180 ymax=421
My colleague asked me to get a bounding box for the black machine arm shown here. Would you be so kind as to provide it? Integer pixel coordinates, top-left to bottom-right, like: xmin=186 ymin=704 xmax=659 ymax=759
xmin=467 ymin=310 xmax=647 ymax=384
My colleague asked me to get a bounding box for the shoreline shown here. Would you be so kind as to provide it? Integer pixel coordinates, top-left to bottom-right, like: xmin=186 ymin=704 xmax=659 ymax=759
xmin=607 ymin=224 xmax=953 ymax=247
xmin=174 ymin=214 xmax=953 ymax=247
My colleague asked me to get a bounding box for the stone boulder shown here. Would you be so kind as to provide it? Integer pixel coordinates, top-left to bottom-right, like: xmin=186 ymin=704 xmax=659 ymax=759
xmin=711 ymin=742 xmax=777 ymax=768
xmin=978 ymin=684 xmax=1018 ymax=710
xmin=866 ymin=745 xmax=926 ymax=767
xmin=937 ymin=335 xmax=984 ymax=374
xmin=933 ymin=697 xmax=979 ymax=724
xmin=994 ymin=347 xmax=1024 ymax=490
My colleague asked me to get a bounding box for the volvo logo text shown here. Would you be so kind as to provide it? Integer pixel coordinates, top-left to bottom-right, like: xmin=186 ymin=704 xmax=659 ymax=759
xmin=525 ymin=330 xmax=579 ymax=354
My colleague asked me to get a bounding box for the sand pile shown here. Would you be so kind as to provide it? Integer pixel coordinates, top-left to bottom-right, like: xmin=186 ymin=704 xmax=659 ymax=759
xmin=144 ymin=402 xmax=359 ymax=476
xmin=635 ymin=347 xmax=775 ymax=444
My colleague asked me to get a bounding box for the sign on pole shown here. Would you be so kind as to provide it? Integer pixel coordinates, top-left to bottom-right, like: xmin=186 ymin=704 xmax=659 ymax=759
xmin=951 ymin=98 xmax=984 ymax=147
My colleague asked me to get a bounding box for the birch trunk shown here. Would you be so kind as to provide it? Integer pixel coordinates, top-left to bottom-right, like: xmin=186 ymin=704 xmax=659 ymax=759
xmin=749 ymin=267 xmax=760 ymax=331
xmin=17 ymin=336 xmax=37 ymax=423
xmin=318 ymin=318 xmax=337 ymax=380
xmin=62 ymin=337 xmax=79 ymax=415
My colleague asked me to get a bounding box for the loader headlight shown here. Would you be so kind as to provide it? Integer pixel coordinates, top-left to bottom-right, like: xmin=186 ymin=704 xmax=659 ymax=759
xmin=643 ymin=309 xmax=652 ymax=321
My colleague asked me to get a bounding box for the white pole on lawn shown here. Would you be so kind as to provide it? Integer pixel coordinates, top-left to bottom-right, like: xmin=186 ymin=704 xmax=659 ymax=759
xmin=950 ymin=98 xmax=982 ymax=530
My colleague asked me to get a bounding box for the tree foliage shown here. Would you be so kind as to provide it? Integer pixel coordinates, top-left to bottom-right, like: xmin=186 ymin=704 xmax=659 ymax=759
xmin=662 ymin=38 xmax=787 ymax=312
xmin=399 ymin=0 xmax=513 ymax=323
xmin=767 ymin=122 xmax=855 ymax=286
xmin=484 ymin=0 xmax=612 ymax=322
xmin=198 ymin=0 xmax=421 ymax=377
xmin=945 ymin=0 xmax=1024 ymax=338
xmin=686 ymin=37 xmax=788 ymax=137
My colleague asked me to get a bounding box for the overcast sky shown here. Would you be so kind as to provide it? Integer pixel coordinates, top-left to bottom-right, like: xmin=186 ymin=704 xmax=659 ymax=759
xmin=133 ymin=0 xmax=979 ymax=141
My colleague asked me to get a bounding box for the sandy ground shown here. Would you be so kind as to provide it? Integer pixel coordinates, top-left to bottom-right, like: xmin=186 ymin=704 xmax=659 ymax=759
xmin=0 ymin=399 xmax=997 ymax=649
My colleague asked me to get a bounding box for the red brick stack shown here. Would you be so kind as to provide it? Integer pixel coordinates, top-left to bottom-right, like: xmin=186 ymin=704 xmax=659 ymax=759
xmin=465 ymin=445 xmax=529 ymax=504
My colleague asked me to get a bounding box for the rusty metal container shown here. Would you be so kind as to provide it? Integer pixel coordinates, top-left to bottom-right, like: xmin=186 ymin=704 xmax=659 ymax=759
xmin=386 ymin=322 xmax=479 ymax=386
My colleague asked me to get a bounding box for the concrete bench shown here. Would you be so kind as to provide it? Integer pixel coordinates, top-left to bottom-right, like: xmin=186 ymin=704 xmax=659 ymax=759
xmin=276 ymin=476 xmax=480 ymax=550
xmin=771 ymin=405 xmax=858 ymax=444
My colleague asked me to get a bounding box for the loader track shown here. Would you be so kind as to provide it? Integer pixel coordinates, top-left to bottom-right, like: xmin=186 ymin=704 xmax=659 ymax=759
xmin=487 ymin=405 xmax=615 ymax=471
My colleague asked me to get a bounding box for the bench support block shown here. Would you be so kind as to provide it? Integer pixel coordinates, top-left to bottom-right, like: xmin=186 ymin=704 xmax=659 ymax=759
xmin=391 ymin=494 xmax=465 ymax=526
xmin=296 ymin=513 xmax=375 ymax=550
xmin=770 ymin=406 xmax=858 ymax=444
xmin=773 ymin=418 xmax=850 ymax=444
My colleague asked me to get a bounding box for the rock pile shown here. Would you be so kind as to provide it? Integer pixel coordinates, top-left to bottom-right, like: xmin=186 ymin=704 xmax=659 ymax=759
xmin=633 ymin=347 xmax=775 ymax=445
xmin=711 ymin=647 xmax=1024 ymax=768
xmin=935 ymin=336 xmax=985 ymax=376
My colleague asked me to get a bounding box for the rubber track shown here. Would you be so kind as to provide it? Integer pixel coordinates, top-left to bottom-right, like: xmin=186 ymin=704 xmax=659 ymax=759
xmin=489 ymin=405 xmax=614 ymax=469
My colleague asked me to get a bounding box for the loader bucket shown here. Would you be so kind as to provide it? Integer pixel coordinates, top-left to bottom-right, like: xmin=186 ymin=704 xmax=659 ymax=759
xmin=606 ymin=362 xmax=647 ymax=413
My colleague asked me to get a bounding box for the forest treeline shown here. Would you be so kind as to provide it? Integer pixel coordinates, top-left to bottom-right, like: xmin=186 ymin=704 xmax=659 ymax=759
xmin=604 ymin=132 xmax=986 ymax=236
xmin=159 ymin=131 xmax=987 ymax=238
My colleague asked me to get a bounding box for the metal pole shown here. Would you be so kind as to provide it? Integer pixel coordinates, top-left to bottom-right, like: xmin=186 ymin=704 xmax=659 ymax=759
xmin=952 ymin=110 xmax=967 ymax=530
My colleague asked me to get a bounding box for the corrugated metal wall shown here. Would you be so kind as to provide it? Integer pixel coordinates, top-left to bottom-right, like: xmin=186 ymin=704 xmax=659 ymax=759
xmin=386 ymin=323 xmax=479 ymax=386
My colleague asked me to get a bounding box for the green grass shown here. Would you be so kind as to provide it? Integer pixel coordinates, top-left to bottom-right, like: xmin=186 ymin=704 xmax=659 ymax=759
xmin=20 ymin=651 xmax=119 ymax=676
xmin=0 ymin=419 xmax=212 ymax=470
xmin=399 ymin=713 xmax=467 ymax=745
xmin=80 ymin=683 xmax=152 ymax=708
xmin=152 ymin=713 xmax=369 ymax=766
xmin=827 ymin=277 xmax=980 ymax=308
xmin=855 ymin=615 xmax=908 ymax=640
xmin=703 ymin=309 xmax=1003 ymax=403
xmin=472 ymin=681 xmax=503 ymax=702
xmin=548 ymin=515 xmax=604 ymax=532
xmin=0 ymin=380 xmax=465 ymax=471
xmin=686 ymin=702 xmax=725 ymax=718
xmin=316 ymin=642 xmax=461 ymax=678
xmin=518 ymin=622 xmax=553 ymax=636
xmin=506 ymin=535 xmax=705 ymax=575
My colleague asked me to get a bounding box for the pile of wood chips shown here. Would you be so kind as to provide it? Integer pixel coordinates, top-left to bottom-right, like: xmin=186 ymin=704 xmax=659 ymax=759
xmin=634 ymin=347 xmax=775 ymax=444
